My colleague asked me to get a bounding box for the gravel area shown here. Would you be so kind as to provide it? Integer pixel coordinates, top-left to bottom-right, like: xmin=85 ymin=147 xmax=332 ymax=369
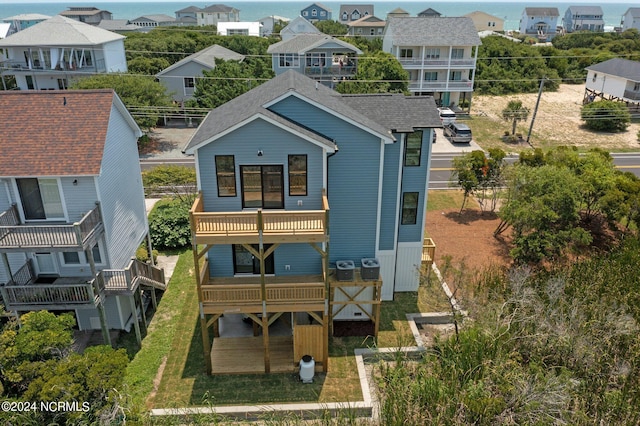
xmin=140 ymin=126 xmax=197 ymax=159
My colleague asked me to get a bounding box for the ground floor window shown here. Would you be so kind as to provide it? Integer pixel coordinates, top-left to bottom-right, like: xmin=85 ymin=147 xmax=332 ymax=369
xmin=401 ymin=192 xmax=419 ymax=225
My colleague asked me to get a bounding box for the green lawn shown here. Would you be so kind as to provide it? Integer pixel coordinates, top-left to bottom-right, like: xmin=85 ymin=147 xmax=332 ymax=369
xmin=124 ymin=252 xmax=449 ymax=410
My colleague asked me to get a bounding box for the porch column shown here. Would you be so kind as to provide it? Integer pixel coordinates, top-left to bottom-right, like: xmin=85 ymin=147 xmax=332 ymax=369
xmin=257 ymin=212 xmax=271 ymax=373
xmin=86 ymin=247 xmax=111 ymax=347
xmin=192 ymin=241 xmax=212 ymax=374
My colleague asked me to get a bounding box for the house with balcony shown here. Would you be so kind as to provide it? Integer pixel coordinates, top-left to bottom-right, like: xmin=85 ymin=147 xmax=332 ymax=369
xmin=382 ymin=17 xmax=481 ymax=111
xmin=339 ymin=4 xmax=374 ymax=23
xmin=59 ymin=7 xmax=112 ymax=25
xmin=184 ymin=70 xmax=439 ymax=374
xmin=519 ymin=7 xmax=560 ymax=41
xmin=267 ymin=34 xmax=361 ymax=88
xmin=197 ymin=4 xmax=240 ymax=26
xmin=217 ymin=21 xmax=261 ymax=36
xmin=584 ymin=58 xmax=640 ymax=113
xmin=621 ymin=8 xmax=640 ymax=31
xmin=301 ymin=3 xmax=332 ymax=23
xmin=2 ymin=14 xmax=51 ymax=36
xmin=563 ymin=6 xmax=604 ymax=33
xmin=157 ymin=44 xmax=245 ymax=103
xmin=175 ymin=6 xmax=201 ymax=26
xmin=280 ymin=16 xmax=320 ymax=41
xmin=346 ymin=15 xmax=386 ymax=39
xmin=130 ymin=14 xmax=177 ymax=29
xmin=0 ymin=90 xmax=166 ymax=346
xmin=0 ymin=15 xmax=127 ymax=91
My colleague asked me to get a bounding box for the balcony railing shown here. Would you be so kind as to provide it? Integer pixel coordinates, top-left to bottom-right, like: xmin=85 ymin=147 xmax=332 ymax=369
xmin=0 ymin=204 xmax=103 ymax=251
xmin=624 ymin=90 xmax=640 ymax=101
xmin=0 ymin=58 xmax=107 ymax=73
xmin=398 ymin=58 xmax=476 ymax=67
xmin=303 ymin=64 xmax=356 ymax=78
xmin=96 ymin=259 xmax=166 ymax=294
xmin=409 ymin=81 xmax=474 ymax=91
xmin=190 ymin=192 xmax=329 ymax=244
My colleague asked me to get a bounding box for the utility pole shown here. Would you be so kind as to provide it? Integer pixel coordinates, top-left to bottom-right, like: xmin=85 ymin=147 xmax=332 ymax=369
xmin=526 ymin=77 xmax=546 ymax=146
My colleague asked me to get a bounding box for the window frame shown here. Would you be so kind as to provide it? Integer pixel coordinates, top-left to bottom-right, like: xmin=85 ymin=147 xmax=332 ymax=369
xmin=424 ymin=71 xmax=438 ymax=81
xmin=184 ymin=77 xmax=195 ymax=88
xmin=279 ymin=53 xmax=300 ymax=68
xmin=404 ymin=131 xmax=423 ymax=167
xmin=451 ymin=48 xmax=464 ymax=59
xmin=215 ymin=155 xmax=237 ymax=197
xmin=60 ymin=243 xmax=104 ymax=266
xmin=288 ymin=154 xmax=308 ymax=196
xmin=400 ymin=48 xmax=413 ymax=58
xmin=401 ymin=192 xmax=419 ymax=225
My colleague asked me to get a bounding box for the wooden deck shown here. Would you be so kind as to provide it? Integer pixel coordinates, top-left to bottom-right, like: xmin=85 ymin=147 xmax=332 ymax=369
xmin=422 ymin=238 xmax=436 ymax=265
xmin=211 ymin=336 xmax=296 ymax=374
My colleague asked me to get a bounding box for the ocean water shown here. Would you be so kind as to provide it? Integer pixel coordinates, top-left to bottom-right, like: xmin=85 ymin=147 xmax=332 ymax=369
xmin=0 ymin=2 xmax=637 ymax=32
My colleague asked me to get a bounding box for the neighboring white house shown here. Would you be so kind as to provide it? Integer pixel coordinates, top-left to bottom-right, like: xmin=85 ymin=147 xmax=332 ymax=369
xmin=2 ymin=14 xmax=51 ymax=36
xmin=621 ymin=8 xmax=640 ymax=31
xmin=280 ymin=16 xmax=320 ymax=41
xmin=519 ymin=7 xmax=560 ymax=41
xmin=383 ymin=17 xmax=481 ymax=111
xmin=258 ymin=15 xmax=290 ymax=36
xmin=156 ymin=44 xmax=245 ymax=102
xmin=0 ymin=15 xmax=128 ymax=91
xmin=197 ymin=4 xmax=240 ymax=26
xmin=217 ymin=21 xmax=261 ymax=36
xmin=0 ymin=89 xmax=166 ymax=345
xmin=584 ymin=58 xmax=640 ymax=110
xmin=563 ymin=6 xmax=604 ymax=33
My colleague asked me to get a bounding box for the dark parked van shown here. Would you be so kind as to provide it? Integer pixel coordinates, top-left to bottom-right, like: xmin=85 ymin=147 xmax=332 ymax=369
xmin=443 ymin=122 xmax=472 ymax=143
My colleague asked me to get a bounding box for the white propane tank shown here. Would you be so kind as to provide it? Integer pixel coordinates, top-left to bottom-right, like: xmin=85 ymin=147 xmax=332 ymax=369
xmin=299 ymin=355 xmax=315 ymax=383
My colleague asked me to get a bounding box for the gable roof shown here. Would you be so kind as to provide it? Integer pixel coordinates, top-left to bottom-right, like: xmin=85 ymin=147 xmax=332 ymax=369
xmin=280 ymin=16 xmax=320 ymax=36
xmin=417 ymin=8 xmax=441 ymax=17
xmin=0 ymin=90 xmax=140 ymax=176
xmin=339 ymin=4 xmax=374 ymax=18
xmin=267 ymin=34 xmax=362 ymax=54
xmin=132 ymin=14 xmax=176 ymax=23
xmin=524 ymin=8 xmax=560 ymax=17
xmin=585 ymin=58 xmax=640 ymax=82
xmin=184 ymin=70 xmax=418 ymax=154
xmin=176 ymin=6 xmax=202 ymax=14
xmin=3 ymin=14 xmax=51 ymax=21
xmin=303 ymin=3 xmax=332 ymax=12
xmin=201 ymin=4 xmax=239 ymax=13
xmin=59 ymin=8 xmax=111 ymax=17
xmin=0 ymin=15 xmax=124 ymax=47
xmin=384 ymin=17 xmax=482 ymax=46
xmin=625 ymin=8 xmax=640 ymax=18
xmin=340 ymin=94 xmax=439 ymax=132
xmin=566 ymin=6 xmax=603 ymax=15
xmin=157 ymin=44 xmax=244 ymax=76
xmin=387 ymin=8 xmax=409 ymax=16
xmin=97 ymin=19 xmax=143 ymax=32
xmin=464 ymin=11 xmax=504 ymax=22
xmin=347 ymin=15 xmax=385 ymax=27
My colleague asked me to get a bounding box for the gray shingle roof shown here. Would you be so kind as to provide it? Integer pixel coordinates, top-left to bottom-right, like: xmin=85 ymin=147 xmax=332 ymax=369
xmin=201 ymin=4 xmax=239 ymax=13
xmin=625 ymin=8 xmax=640 ymax=18
xmin=524 ymin=8 xmax=560 ymax=17
xmin=0 ymin=15 xmax=123 ymax=46
xmin=267 ymin=34 xmax=362 ymax=54
xmin=176 ymin=6 xmax=202 ymax=13
xmin=586 ymin=58 xmax=640 ymax=82
xmin=384 ymin=17 xmax=481 ymax=46
xmin=184 ymin=70 xmax=439 ymax=154
xmin=567 ymin=6 xmax=603 ymax=15
xmin=157 ymin=44 xmax=244 ymax=76
xmin=132 ymin=14 xmax=176 ymax=23
xmin=339 ymin=5 xmax=374 ymax=18
xmin=304 ymin=3 xmax=332 ymax=12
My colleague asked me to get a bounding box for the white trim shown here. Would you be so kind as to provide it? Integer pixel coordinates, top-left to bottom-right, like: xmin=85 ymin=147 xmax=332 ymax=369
xmin=393 ymin=134 xmax=405 ymax=251
xmin=375 ymin=138 xmax=384 ymax=253
xmin=184 ymin=113 xmax=337 ymax=155
xmin=322 ymin=149 xmax=328 ymax=192
xmin=11 ymin=177 xmax=68 ymax=223
xmin=194 ymin=150 xmax=202 ymax=191
xmin=262 ymin=91 xmax=395 ymax=144
xmin=419 ymin=130 xmax=433 ymax=247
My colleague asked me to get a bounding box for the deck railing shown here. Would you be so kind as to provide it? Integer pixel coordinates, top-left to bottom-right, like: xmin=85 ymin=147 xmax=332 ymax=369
xmin=190 ymin=192 xmax=329 ymax=241
xmin=1 ymin=276 xmax=98 ymax=307
xmin=422 ymin=237 xmax=436 ymax=265
xmin=0 ymin=204 xmax=102 ymax=250
xmin=201 ymin=282 xmax=325 ymax=306
xmin=97 ymin=259 xmax=166 ymax=293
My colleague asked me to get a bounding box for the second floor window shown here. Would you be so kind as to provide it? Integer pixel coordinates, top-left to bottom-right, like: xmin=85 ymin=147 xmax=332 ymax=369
xmin=424 ymin=71 xmax=438 ymax=81
xmin=279 ymin=53 xmax=299 ymax=68
xmin=215 ymin=155 xmax=236 ymax=197
xmin=450 ymin=71 xmax=463 ymax=81
xmin=184 ymin=77 xmax=195 ymax=88
xmin=400 ymin=49 xmax=413 ymax=58
xmin=288 ymin=155 xmax=307 ymax=196
xmin=404 ymin=131 xmax=423 ymax=166
xmin=451 ymin=48 xmax=464 ymax=59
xmin=425 ymin=48 xmax=440 ymax=59
xmin=16 ymin=178 xmax=64 ymax=221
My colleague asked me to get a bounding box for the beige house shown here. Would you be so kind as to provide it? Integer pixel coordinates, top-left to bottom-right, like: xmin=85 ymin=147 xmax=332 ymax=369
xmin=464 ymin=11 xmax=504 ymax=32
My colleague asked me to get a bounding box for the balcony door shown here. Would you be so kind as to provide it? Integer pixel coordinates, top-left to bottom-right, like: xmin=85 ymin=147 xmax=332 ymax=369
xmin=233 ymin=244 xmax=274 ymax=275
xmin=240 ymin=165 xmax=284 ymax=209
xmin=15 ymin=178 xmax=64 ymax=221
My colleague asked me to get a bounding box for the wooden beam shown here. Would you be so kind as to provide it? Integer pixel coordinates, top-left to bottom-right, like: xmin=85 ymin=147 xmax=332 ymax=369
xmin=129 ymin=294 xmax=141 ymax=346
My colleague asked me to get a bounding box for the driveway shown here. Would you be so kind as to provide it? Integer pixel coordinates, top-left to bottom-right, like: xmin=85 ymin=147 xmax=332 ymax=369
xmin=431 ymin=127 xmax=483 ymax=153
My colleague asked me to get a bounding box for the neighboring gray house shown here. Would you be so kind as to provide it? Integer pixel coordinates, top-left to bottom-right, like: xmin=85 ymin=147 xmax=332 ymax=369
xmin=97 ymin=19 xmax=144 ymax=33
xmin=347 ymin=15 xmax=386 ymax=38
xmin=339 ymin=4 xmax=374 ymax=22
xmin=197 ymin=4 xmax=241 ymax=26
xmin=0 ymin=90 xmax=166 ymax=345
xmin=130 ymin=14 xmax=177 ymax=28
xmin=519 ymin=7 xmax=560 ymax=41
xmin=280 ymin=16 xmax=320 ymax=41
xmin=584 ymin=58 xmax=640 ymax=110
xmin=175 ymin=6 xmax=201 ymax=26
xmin=59 ymin=7 xmax=112 ymax=25
xmin=2 ymin=14 xmax=50 ymax=36
xmin=157 ymin=44 xmax=245 ymax=102
xmin=258 ymin=15 xmax=290 ymax=36
xmin=267 ymin=34 xmax=362 ymax=88
xmin=563 ymin=6 xmax=604 ymax=33
xmin=417 ymin=8 xmax=441 ymax=18
xmin=383 ymin=17 xmax=481 ymax=111
xmin=621 ymin=8 xmax=640 ymax=31
xmin=301 ymin=3 xmax=332 ymax=23
xmin=0 ymin=15 xmax=128 ymax=91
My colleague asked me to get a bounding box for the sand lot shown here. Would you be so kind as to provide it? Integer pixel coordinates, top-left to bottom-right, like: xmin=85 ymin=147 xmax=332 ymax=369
xmin=472 ymin=84 xmax=640 ymax=150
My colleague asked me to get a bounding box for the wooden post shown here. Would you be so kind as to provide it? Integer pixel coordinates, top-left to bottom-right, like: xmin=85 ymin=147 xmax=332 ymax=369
xmin=374 ymin=281 xmax=381 ymax=338
xmin=86 ymin=247 xmax=111 ymax=347
xmin=323 ymin=195 xmax=330 ymax=370
xmin=193 ymin=241 xmax=212 ymax=375
xmin=138 ymin=286 xmax=147 ymax=333
xmin=129 ymin=294 xmax=142 ymax=346
xmin=257 ymin=213 xmax=271 ymax=373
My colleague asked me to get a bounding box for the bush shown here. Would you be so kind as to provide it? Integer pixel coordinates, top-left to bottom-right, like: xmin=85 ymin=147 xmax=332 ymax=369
xmin=148 ymin=198 xmax=192 ymax=250
xmin=136 ymin=245 xmax=158 ymax=263
xmin=141 ymin=165 xmax=196 ymax=199
xmin=581 ymin=100 xmax=631 ymax=132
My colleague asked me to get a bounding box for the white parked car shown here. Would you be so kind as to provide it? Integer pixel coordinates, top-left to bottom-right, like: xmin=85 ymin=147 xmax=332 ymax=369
xmin=437 ymin=107 xmax=456 ymax=125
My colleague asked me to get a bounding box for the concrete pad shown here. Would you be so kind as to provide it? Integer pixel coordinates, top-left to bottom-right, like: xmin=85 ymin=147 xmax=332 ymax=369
xmin=145 ymin=198 xmax=161 ymax=215
xmin=431 ymin=127 xmax=483 ymax=153
xmin=156 ymin=255 xmax=179 ymax=282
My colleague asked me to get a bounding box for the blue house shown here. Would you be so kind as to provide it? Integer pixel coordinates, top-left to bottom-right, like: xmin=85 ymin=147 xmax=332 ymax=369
xmin=563 ymin=6 xmax=604 ymax=33
xmin=267 ymin=34 xmax=361 ymax=88
xmin=519 ymin=7 xmax=560 ymax=41
xmin=301 ymin=2 xmax=332 ymax=23
xmin=185 ymin=70 xmax=439 ymax=374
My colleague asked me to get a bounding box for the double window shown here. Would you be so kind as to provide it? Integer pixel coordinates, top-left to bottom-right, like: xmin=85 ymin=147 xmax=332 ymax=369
xmin=404 ymin=131 xmax=423 ymax=167
xmin=215 ymin=155 xmax=236 ymax=197
xmin=424 ymin=71 xmax=438 ymax=81
xmin=400 ymin=49 xmax=413 ymax=58
xmin=279 ymin=53 xmax=300 ymax=68
xmin=425 ymin=48 xmax=440 ymax=59
xmin=62 ymin=244 xmax=103 ymax=266
xmin=401 ymin=193 xmax=419 ymax=225
xmin=451 ymin=48 xmax=464 ymax=59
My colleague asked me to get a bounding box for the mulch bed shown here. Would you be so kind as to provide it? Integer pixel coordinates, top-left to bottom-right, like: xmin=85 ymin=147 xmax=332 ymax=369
xmin=332 ymin=320 xmax=376 ymax=337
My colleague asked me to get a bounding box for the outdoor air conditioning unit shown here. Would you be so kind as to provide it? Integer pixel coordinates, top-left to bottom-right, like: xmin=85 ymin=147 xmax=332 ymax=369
xmin=336 ymin=260 xmax=355 ymax=281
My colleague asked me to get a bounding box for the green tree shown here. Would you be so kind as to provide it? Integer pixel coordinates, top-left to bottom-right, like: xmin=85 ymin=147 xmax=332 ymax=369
xmin=69 ymin=74 xmax=174 ymax=130
xmin=335 ymin=51 xmax=408 ymax=94
xmin=314 ymin=20 xmax=348 ymax=36
xmin=501 ymin=99 xmax=530 ymax=136
xmin=451 ymin=149 xmax=506 ymax=213
xmin=142 ymin=165 xmax=197 ymax=202
xmin=148 ymin=197 xmax=192 ymax=249
xmin=581 ymin=99 xmax=631 ymax=132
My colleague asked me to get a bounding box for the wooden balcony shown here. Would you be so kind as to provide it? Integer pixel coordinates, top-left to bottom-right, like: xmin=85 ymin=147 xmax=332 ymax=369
xmin=422 ymin=238 xmax=436 ymax=266
xmin=189 ymin=192 xmax=329 ymax=245
xmin=96 ymin=259 xmax=166 ymax=295
xmin=0 ymin=204 xmax=103 ymax=252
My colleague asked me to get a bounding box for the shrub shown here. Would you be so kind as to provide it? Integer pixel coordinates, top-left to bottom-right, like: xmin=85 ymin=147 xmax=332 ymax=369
xmin=581 ymin=100 xmax=631 ymax=132
xmin=148 ymin=198 xmax=192 ymax=250
xmin=136 ymin=245 xmax=158 ymax=263
xmin=141 ymin=165 xmax=196 ymax=200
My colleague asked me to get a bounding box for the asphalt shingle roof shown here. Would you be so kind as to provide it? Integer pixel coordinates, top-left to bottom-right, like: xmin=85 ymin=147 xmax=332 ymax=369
xmin=157 ymin=44 xmax=244 ymax=76
xmin=267 ymin=34 xmax=361 ymax=54
xmin=0 ymin=15 xmax=123 ymax=47
xmin=201 ymin=4 xmax=239 ymax=13
xmin=586 ymin=58 xmax=640 ymax=82
xmin=0 ymin=90 xmax=117 ymax=176
xmin=524 ymin=8 xmax=560 ymax=17
xmin=183 ymin=70 xmax=439 ymax=154
xmin=384 ymin=17 xmax=481 ymax=46
xmin=567 ymin=6 xmax=603 ymax=15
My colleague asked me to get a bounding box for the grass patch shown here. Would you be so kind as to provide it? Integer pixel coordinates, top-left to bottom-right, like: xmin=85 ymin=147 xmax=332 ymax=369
xmin=427 ymin=190 xmax=466 ymax=211
xmin=142 ymin=251 xmax=451 ymax=409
